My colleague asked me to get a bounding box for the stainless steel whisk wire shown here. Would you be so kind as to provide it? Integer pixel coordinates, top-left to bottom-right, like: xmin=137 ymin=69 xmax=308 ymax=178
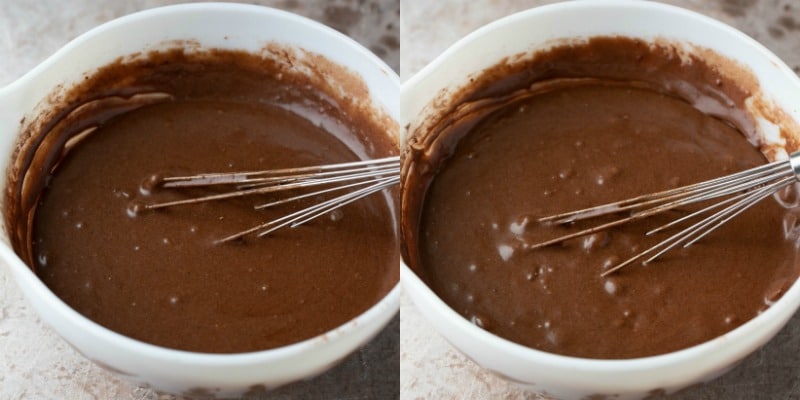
xmin=144 ymin=156 xmax=399 ymax=243
xmin=531 ymin=151 xmax=800 ymax=276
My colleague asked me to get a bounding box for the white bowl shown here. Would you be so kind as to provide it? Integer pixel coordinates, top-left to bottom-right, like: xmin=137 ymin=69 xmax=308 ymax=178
xmin=400 ymin=1 xmax=800 ymax=399
xmin=0 ymin=3 xmax=399 ymax=397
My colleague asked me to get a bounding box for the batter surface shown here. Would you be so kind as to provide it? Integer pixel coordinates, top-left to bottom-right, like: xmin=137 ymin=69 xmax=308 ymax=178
xmin=15 ymin=50 xmax=398 ymax=353
xmin=403 ymin=38 xmax=800 ymax=359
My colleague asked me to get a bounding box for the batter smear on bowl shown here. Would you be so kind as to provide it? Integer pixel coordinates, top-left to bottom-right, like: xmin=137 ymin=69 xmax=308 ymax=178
xmin=8 ymin=48 xmax=399 ymax=353
xmin=401 ymin=37 xmax=800 ymax=359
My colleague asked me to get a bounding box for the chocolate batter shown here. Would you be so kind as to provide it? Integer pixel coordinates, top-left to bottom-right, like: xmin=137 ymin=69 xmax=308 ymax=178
xmin=402 ymin=38 xmax=800 ymax=359
xmin=8 ymin=48 xmax=398 ymax=353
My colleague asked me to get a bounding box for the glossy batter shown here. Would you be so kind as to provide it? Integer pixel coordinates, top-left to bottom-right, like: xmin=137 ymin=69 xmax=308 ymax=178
xmin=403 ymin=39 xmax=800 ymax=359
xmin=13 ymin=50 xmax=398 ymax=353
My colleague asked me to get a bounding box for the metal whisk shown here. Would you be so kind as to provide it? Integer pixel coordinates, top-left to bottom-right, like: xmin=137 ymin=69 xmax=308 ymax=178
xmin=144 ymin=156 xmax=399 ymax=243
xmin=531 ymin=151 xmax=800 ymax=276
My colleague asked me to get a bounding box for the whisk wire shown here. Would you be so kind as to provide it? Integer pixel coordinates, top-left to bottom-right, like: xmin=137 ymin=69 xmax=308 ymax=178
xmin=645 ymin=187 xmax=753 ymax=235
xmin=285 ymin=176 xmax=398 ymax=230
xmin=534 ymin=153 xmax=800 ymax=276
xmin=541 ymin=157 xmax=792 ymax=225
xmin=145 ymin=156 xmax=399 ymax=240
xmin=215 ymin=175 xmax=397 ymax=244
xmin=679 ymin=176 xmax=794 ymax=248
xmin=161 ymin=156 xmax=398 ymax=187
xmin=237 ymin=163 xmax=398 ymax=190
xmin=602 ymin=176 xmax=794 ymax=277
xmin=254 ymin=179 xmax=376 ymax=209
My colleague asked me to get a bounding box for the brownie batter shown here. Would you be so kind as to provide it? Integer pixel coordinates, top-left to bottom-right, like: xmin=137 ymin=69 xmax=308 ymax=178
xmin=402 ymin=38 xmax=800 ymax=359
xmin=8 ymin=49 xmax=399 ymax=353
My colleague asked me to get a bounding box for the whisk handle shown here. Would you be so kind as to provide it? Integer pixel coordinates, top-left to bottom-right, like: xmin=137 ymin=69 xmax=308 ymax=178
xmin=790 ymin=151 xmax=800 ymax=180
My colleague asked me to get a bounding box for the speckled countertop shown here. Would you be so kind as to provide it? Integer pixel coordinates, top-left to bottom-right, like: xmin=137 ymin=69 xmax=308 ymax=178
xmin=400 ymin=1 xmax=800 ymax=399
xmin=6 ymin=0 xmax=800 ymax=399
xmin=0 ymin=1 xmax=399 ymax=399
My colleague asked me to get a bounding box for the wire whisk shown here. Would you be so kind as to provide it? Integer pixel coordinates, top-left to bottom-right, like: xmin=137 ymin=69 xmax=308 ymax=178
xmin=530 ymin=151 xmax=800 ymax=276
xmin=144 ymin=156 xmax=399 ymax=243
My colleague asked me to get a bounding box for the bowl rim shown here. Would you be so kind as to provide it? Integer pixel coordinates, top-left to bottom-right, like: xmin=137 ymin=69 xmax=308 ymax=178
xmin=400 ymin=0 xmax=800 ymax=373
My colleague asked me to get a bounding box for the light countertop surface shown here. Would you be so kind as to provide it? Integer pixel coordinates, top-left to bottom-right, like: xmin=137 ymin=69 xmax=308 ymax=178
xmin=5 ymin=1 xmax=800 ymax=399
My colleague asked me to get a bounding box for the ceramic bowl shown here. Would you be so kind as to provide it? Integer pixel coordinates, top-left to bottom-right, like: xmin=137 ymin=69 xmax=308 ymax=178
xmin=0 ymin=3 xmax=399 ymax=397
xmin=400 ymin=1 xmax=800 ymax=399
